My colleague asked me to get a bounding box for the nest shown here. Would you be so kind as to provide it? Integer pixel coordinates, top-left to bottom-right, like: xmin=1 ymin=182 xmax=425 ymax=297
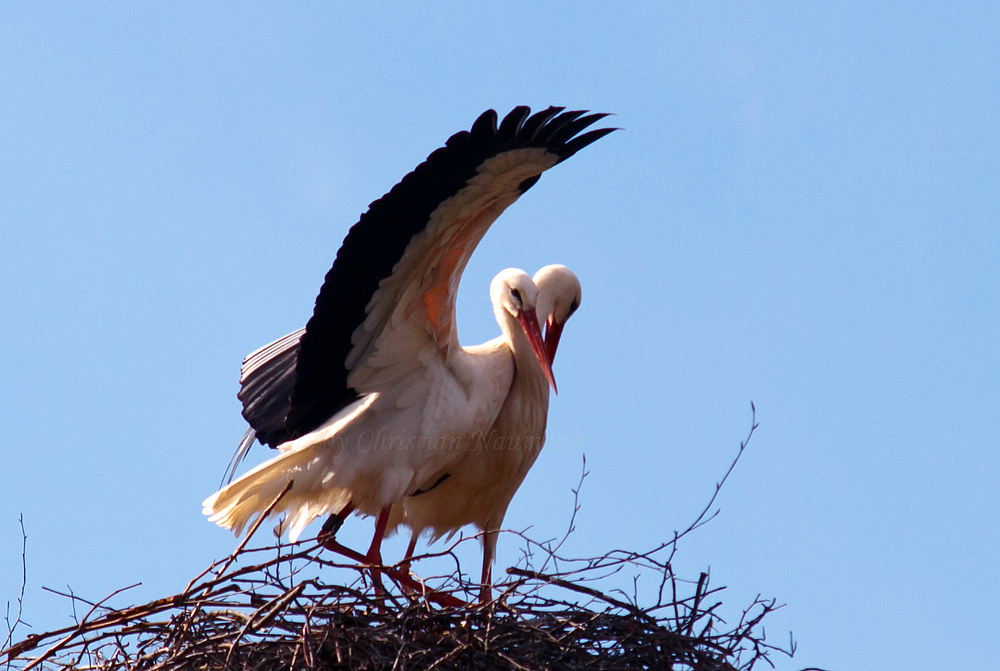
xmin=3 ymin=538 xmax=793 ymax=671
xmin=3 ymin=406 xmax=808 ymax=670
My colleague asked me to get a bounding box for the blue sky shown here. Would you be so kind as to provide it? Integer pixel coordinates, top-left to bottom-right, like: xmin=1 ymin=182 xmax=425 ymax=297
xmin=2 ymin=3 xmax=998 ymax=669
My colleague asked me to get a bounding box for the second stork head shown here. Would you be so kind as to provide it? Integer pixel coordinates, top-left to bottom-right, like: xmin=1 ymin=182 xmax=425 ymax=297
xmin=491 ymin=268 xmax=557 ymax=393
xmin=534 ymin=264 xmax=582 ymax=365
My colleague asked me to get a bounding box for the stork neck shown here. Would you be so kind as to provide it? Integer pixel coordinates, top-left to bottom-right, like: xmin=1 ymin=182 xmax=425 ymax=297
xmin=506 ymin=318 xmax=550 ymax=392
xmin=497 ymin=317 xmax=552 ymax=437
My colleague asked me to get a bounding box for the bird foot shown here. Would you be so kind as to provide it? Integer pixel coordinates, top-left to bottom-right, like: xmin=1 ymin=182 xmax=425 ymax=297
xmin=317 ymin=535 xmax=465 ymax=608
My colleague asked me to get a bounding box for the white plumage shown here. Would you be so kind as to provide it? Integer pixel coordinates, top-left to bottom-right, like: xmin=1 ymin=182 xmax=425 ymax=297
xmin=388 ymin=265 xmax=582 ymax=599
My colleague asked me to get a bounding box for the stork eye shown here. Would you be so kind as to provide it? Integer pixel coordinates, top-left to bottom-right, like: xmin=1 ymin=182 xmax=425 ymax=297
xmin=510 ymin=288 xmax=522 ymax=305
xmin=568 ymin=299 xmax=580 ymax=316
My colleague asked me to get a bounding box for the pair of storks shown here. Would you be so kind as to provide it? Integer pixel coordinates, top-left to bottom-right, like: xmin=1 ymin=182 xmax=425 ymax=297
xmin=203 ymin=106 xmax=614 ymax=601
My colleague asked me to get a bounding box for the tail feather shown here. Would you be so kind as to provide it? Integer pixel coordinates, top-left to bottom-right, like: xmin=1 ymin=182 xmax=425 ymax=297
xmin=203 ymin=445 xmax=350 ymax=542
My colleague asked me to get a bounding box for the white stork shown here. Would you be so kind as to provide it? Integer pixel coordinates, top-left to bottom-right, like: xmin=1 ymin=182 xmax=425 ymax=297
xmin=390 ymin=264 xmax=582 ymax=601
xmin=204 ymin=107 xmax=614 ymax=568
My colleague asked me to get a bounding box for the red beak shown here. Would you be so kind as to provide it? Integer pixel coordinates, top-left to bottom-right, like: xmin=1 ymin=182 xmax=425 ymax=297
xmin=517 ymin=308 xmax=557 ymax=394
xmin=545 ymin=314 xmax=565 ymax=366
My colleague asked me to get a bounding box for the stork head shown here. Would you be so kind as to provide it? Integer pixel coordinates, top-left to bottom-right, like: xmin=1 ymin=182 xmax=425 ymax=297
xmin=490 ymin=269 xmax=557 ymax=392
xmin=533 ymin=265 xmax=582 ymax=365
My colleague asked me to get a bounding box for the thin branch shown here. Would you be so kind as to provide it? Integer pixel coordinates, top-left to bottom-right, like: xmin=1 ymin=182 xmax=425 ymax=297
xmin=673 ymin=401 xmax=759 ymax=549
xmin=2 ymin=515 xmax=28 ymax=662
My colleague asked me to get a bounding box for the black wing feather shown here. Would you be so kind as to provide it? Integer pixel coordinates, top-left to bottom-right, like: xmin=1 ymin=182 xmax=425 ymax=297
xmin=548 ymin=113 xmax=613 ymax=151
xmin=534 ymin=110 xmax=588 ymax=144
xmin=493 ymin=106 xmax=531 ymax=151
xmin=237 ymin=330 xmax=303 ymax=448
xmin=518 ymin=107 xmax=564 ymax=145
xmin=561 ymin=127 xmax=619 ymax=160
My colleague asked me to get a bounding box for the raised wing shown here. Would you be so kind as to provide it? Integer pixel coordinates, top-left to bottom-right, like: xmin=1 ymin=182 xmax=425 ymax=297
xmin=265 ymin=107 xmax=614 ymax=443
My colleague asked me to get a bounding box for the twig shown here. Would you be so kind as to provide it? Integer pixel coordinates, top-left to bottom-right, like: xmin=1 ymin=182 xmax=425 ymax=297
xmin=186 ymin=479 xmax=294 ymax=596
xmin=672 ymin=402 xmax=759 ymax=551
xmin=22 ymin=582 xmax=141 ymax=671
xmin=2 ymin=515 xmax=28 ymax=663
xmin=507 ymin=567 xmax=653 ymax=622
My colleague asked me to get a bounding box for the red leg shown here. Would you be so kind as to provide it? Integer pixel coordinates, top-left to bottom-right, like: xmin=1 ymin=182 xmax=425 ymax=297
xmin=396 ymin=533 xmax=420 ymax=595
xmin=402 ymin=533 xmax=418 ymax=570
xmin=366 ymin=507 xmax=391 ymax=563
xmin=479 ymin=528 xmax=498 ymax=604
xmin=317 ymin=509 xmax=466 ymax=608
xmin=365 ymin=507 xmax=391 ymax=594
xmin=321 ymin=537 xmax=367 ymax=563
xmin=318 ymin=501 xmax=367 ymax=562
